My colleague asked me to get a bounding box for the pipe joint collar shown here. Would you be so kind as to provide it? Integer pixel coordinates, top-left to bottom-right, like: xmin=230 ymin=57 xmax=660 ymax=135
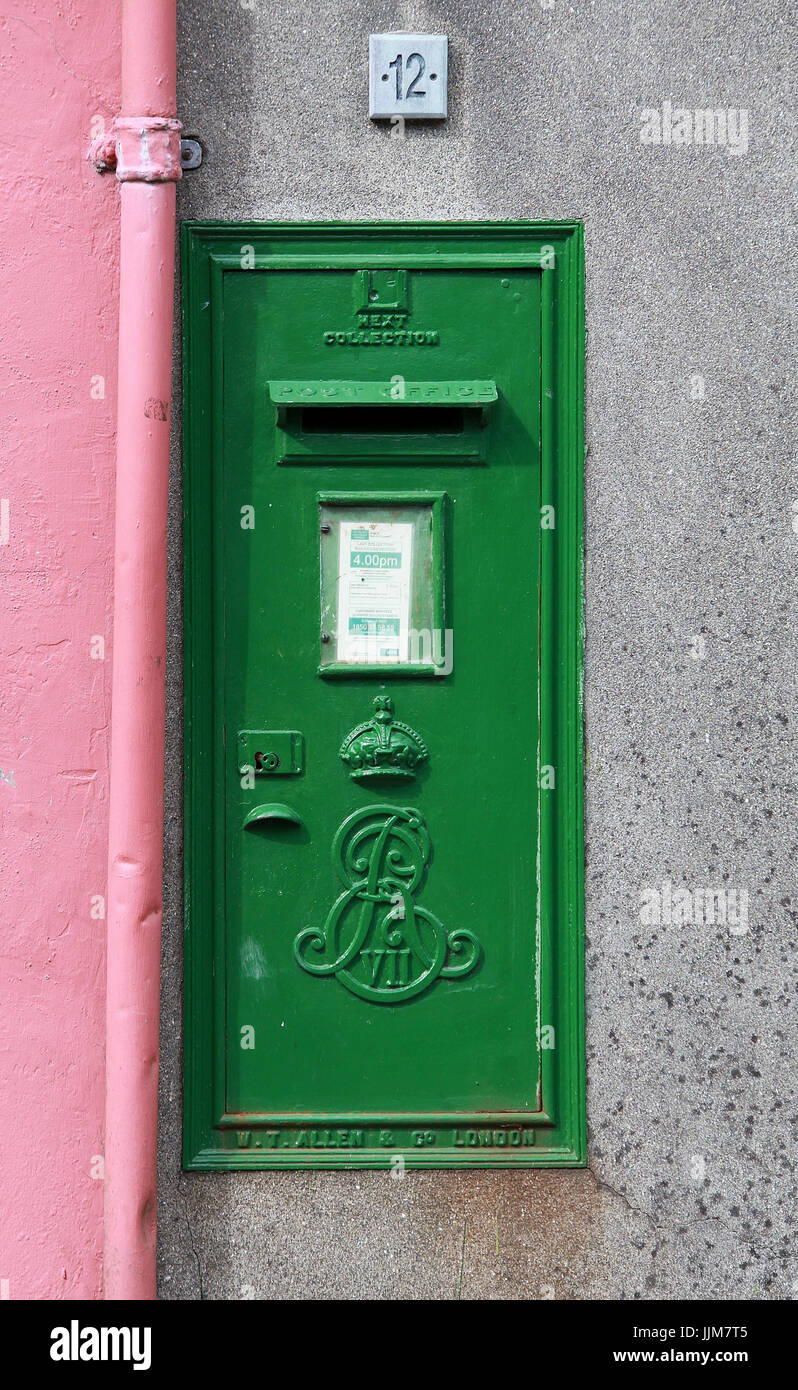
xmin=89 ymin=117 xmax=183 ymax=182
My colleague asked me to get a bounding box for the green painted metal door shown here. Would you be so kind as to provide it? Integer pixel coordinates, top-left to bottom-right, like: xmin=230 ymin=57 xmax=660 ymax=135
xmin=183 ymin=223 xmax=585 ymax=1168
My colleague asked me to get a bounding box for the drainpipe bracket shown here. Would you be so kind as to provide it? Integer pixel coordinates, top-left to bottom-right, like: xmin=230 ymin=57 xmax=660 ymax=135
xmin=89 ymin=117 xmax=184 ymax=182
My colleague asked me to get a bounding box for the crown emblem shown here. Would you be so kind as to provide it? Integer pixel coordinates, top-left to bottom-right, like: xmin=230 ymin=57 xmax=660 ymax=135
xmin=339 ymin=696 xmax=428 ymax=783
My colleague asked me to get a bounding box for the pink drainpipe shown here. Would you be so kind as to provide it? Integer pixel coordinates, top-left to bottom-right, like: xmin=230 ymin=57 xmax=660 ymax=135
xmin=91 ymin=0 xmax=180 ymax=1300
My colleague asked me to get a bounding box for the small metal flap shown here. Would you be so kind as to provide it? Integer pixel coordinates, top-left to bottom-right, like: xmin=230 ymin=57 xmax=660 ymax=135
xmin=238 ymin=730 xmax=304 ymax=776
xmin=243 ymin=803 xmax=302 ymax=828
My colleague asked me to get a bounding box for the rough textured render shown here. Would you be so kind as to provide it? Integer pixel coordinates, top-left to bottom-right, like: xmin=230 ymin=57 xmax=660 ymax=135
xmin=0 ymin=1 xmax=120 ymax=1301
xmin=159 ymin=0 xmax=797 ymax=1298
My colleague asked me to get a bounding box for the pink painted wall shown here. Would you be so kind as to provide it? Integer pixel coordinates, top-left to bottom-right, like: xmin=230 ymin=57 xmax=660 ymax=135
xmin=0 ymin=2 xmax=121 ymax=1299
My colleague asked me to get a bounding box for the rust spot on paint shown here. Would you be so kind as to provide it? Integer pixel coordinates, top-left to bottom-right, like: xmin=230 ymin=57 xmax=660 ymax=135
xmin=112 ymin=855 xmax=145 ymax=877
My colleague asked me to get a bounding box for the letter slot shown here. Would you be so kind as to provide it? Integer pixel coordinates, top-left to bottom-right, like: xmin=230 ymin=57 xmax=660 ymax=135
xmin=269 ymin=379 xmax=497 ymax=464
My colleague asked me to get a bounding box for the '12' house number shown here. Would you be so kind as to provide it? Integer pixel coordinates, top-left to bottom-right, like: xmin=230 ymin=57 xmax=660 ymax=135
xmin=369 ymin=34 xmax=448 ymax=120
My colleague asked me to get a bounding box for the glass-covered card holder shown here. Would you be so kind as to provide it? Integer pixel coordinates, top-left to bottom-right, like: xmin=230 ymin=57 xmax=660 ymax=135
xmin=318 ymin=491 xmax=448 ymax=676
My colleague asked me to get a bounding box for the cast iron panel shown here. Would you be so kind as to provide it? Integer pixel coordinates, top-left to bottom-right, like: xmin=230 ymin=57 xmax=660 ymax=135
xmin=182 ymin=222 xmax=585 ymax=1168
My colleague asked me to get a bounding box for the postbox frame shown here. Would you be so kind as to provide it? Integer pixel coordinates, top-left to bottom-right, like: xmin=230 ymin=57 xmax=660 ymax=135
xmin=182 ymin=221 xmax=585 ymax=1168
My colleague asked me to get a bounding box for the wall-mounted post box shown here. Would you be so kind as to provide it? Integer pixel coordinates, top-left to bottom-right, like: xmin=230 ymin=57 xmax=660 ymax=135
xmin=183 ymin=221 xmax=585 ymax=1168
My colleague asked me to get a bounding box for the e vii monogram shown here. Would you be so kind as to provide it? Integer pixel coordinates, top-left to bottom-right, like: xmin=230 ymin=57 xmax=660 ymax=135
xmin=293 ymin=805 xmax=481 ymax=1003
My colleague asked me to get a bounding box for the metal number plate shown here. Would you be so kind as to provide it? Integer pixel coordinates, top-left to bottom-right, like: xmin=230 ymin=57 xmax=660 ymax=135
xmin=369 ymin=34 xmax=448 ymax=120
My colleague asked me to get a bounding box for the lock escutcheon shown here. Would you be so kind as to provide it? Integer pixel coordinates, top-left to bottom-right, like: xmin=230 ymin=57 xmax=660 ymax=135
xmin=238 ymin=730 xmax=303 ymax=776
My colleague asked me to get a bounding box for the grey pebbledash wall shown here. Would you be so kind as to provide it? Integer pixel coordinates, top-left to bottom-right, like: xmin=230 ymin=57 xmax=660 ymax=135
xmin=158 ymin=0 xmax=798 ymax=1299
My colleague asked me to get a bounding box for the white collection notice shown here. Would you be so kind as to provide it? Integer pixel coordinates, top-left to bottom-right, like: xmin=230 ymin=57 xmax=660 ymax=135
xmin=336 ymin=520 xmax=413 ymax=663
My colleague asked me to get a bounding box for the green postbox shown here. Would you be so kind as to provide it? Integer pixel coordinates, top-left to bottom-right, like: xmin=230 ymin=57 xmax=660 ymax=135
xmin=183 ymin=222 xmax=585 ymax=1168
